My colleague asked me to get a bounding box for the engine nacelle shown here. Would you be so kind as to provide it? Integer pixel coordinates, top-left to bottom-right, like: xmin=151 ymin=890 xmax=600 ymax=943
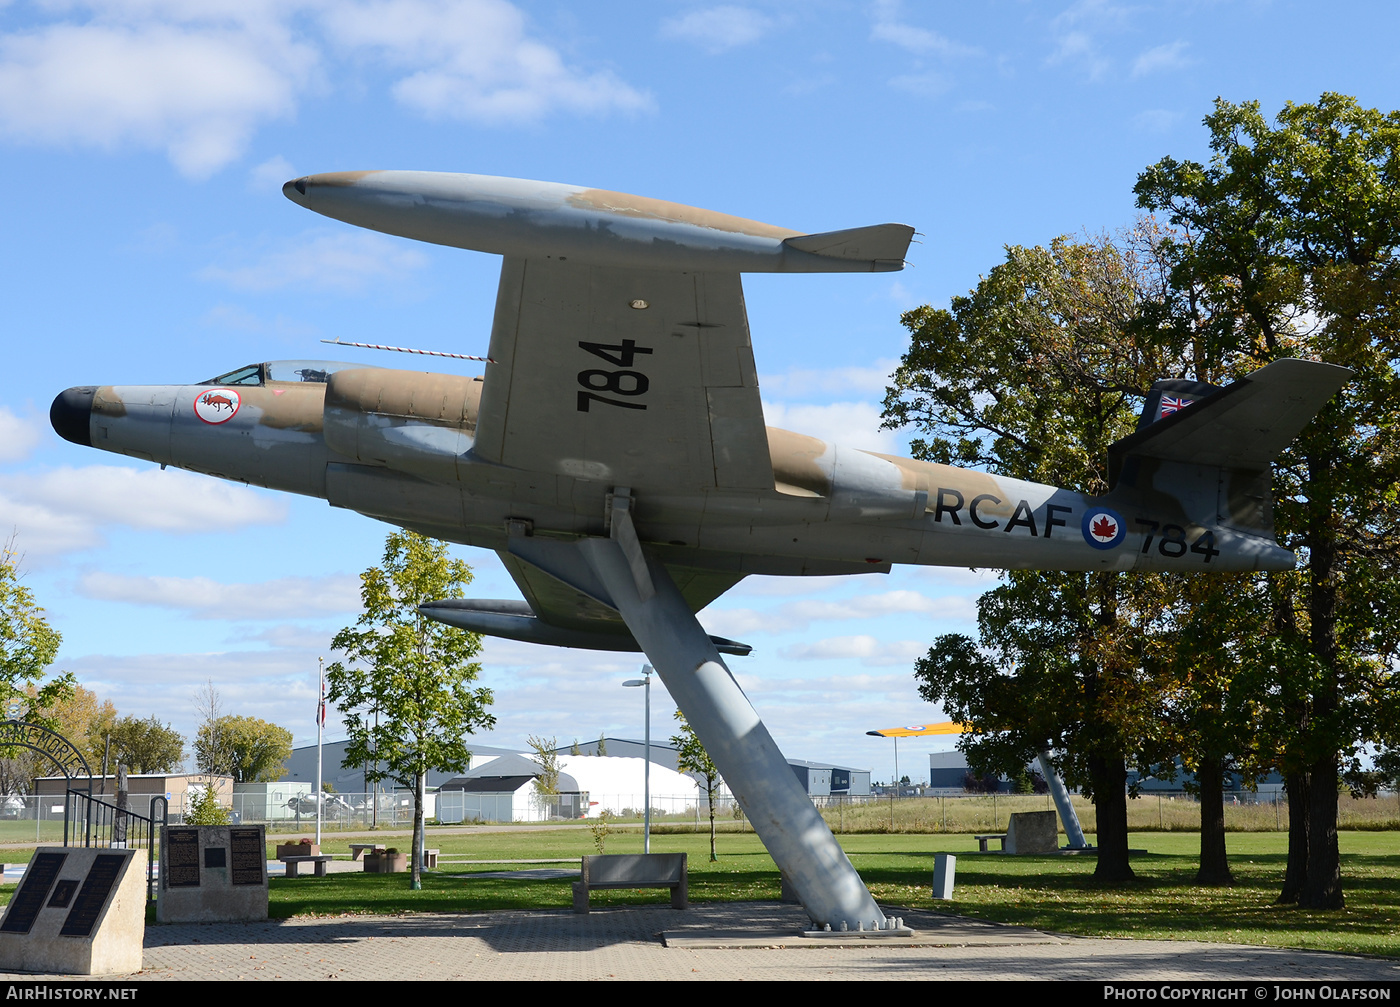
xmin=323 ymin=368 xmax=483 ymax=484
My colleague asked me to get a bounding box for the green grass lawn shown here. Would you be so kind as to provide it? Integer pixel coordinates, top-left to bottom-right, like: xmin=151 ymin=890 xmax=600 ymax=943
xmin=254 ymin=830 xmax=1400 ymax=958
xmin=3 ymin=828 xmax=1395 ymax=957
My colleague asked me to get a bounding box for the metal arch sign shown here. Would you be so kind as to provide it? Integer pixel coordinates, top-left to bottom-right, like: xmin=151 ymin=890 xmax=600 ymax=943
xmin=0 ymin=719 xmax=93 ymax=783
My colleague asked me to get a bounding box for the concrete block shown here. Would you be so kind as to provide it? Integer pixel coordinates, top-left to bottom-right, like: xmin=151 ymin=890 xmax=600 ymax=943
xmin=156 ymin=824 xmax=268 ymax=924
xmin=0 ymin=847 xmax=146 ymax=975
xmin=932 ymin=853 xmax=956 ymax=900
xmin=1004 ymin=811 xmax=1058 ymax=854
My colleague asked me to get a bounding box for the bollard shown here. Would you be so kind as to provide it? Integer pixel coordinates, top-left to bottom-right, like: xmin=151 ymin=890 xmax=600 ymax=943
xmin=932 ymin=853 xmax=956 ymax=900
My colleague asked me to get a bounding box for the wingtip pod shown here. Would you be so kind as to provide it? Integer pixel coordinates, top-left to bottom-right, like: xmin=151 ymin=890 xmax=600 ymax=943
xmin=283 ymin=170 xmax=913 ymax=273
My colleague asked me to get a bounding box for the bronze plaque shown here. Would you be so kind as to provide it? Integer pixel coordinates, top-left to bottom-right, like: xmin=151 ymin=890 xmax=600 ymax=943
xmin=1 ymin=852 xmax=66 ymax=934
xmin=60 ymin=854 xmax=125 ymax=937
xmin=47 ymin=879 xmax=78 ymax=909
xmin=230 ymin=828 xmax=264 ymax=886
xmin=165 ymin=827 xmax=201 ymax=888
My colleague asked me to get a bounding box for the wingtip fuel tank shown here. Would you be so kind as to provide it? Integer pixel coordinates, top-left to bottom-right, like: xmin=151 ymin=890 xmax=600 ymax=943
xmin=282 ymin=170 xmax=914 ymax=273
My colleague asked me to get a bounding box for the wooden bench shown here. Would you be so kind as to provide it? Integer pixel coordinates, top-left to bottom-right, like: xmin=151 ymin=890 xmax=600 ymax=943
xmin=973 ymin=833 xmax=1007 ymax=853
xmin=281 ymin=855 xmax=336 ymax=877
xmin=349 ymin=843 xmax=385 ymax=861
xmin=421 ymin=849 xmax=439 ymax=870
xmin=572 ymin=853 xmax=687 ymax=914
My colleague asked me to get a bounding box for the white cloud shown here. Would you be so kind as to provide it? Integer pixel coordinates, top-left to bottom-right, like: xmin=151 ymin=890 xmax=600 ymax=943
xmin=201 ymin=304 xmax=319 ymax=338
xmin=888 ymin=71 xmax=951 ymax=99
xmin=0 ymin=464 xmax=285 ymax=556
xmin=200 ymin=229 xmax=430 ymax=294
xmin=0 ymin=408 xmax=42 ymax=463
xmin=870 ymin=2 xmax=979 ymax=59
xmin=779 ymin=634 xmax=926 ymax=666
xmin=761 ymin=358 xmax=898 ymax=399
xmin=660 ymin=6 xmax=774 ymax=54
xmin=77 ymin=572 xmax=361 ymax=620
xmin=761 ymin=400 xmax=896 ymax=452
xmin=0 ymin=7 xmax=317 ymax=177
xmin=0 ymin=1 xmax=650 ymax=175
xmin=1045 ymin=29 xmax=1109 ymax=80
xmin=1131 ymin=40 xmax=1190 ymax=77
xmin=1132 ymin=108 xmax=1181 ymax=133
xmin=323 ymin=0 xmax=652 ymax=123
xmin=248 ymin=154 xmax=294 ymax=193
xmin=700 ymin=589 xmax=974 ymax=638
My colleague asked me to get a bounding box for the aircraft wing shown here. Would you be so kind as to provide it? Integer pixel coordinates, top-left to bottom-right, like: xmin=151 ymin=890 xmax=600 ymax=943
xmin=281 ymin=171 xmax=912 ymax=494
xmin=471 ymin=259 xmax=773 ymax=491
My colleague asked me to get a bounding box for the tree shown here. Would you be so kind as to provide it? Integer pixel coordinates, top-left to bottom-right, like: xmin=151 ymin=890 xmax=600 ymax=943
xmin=108 ymin=715 xmax=184 ymax=774
xmin=191 ymin=681 xmax=231 ymax=778
xmin=0 ymin=685 xmax=117 ymax=795
xmin=197 ymin=715 xmax=293 ymax=783
xmin=672 ymin=710 xmax=722 ymax=861
xmin=1134 ymin=93 xmax=1400 ymax=908
xmin=597 ymin=734 xmax=607 ymax=756
xmin=185 ymin=783 xmax=229 ymax=825
xmin=886 ymin=235 xmax=1184 ymax=881
xmin=528 ymin=735 xmax=560 ymax=815
xmin=326 ymin=531 xmax=495 ymax=889
xmin=0 ymin=540 xmax=75 ymax=728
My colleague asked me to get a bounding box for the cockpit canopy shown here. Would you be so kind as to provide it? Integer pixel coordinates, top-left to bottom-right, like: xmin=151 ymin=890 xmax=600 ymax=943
xmin=200 ymin=360 xmax=360 ymax=386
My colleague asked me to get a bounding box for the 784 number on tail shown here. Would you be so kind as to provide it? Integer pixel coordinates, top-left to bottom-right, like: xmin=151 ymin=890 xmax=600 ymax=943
xmin=577 ymin=340 xmax=653 ymax=412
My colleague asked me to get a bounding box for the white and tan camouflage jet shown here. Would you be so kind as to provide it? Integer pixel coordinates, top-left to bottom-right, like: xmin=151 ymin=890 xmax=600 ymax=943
xmin=50 ymin=172 xmax=1349 ymax=931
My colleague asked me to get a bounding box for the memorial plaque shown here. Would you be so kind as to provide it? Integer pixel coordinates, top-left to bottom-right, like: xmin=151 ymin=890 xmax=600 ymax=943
xmin=204 ymin=847 xmax=226 ymax=868
xmin=166 ymin=827 xmax=201 ymax=888
xmin=0 ymin=851 xmax=66 ymax=934
xmin=0 ymin=847 xmax=145 ymax=976
xmin=230 ymin=829 xmax=264 ymax=886
xmin=47 ymin=879 xmax=78 ymax=908
xmin=61 ymin=853 xmax=124 ymax=937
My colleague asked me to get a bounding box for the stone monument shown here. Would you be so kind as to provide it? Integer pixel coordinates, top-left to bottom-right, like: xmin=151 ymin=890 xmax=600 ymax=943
xmin=1004 ymin=811 xmax=1058 ymax=854
xmin=156 ymin=824 xmax=268 ymax=923
xmin=0 ymin=847 xmax=146 ymax=975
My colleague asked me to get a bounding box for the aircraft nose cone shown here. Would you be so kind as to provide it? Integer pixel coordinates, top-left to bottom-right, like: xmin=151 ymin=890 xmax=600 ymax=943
xmin=282 ymin=176 xmax=309 ymax=204
xmin=50 ymin=386 xmax=96 ymax=447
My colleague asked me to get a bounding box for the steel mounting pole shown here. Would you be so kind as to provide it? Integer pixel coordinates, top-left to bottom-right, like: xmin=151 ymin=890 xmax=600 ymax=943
xmin=574 ymin=535 xmax=884 ymax=929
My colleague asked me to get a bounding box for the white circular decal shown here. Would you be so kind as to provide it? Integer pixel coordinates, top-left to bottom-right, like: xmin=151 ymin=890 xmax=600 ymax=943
xmin=1082 ymin=507 xmax=1126 ymax=550
xmin=194 ymin=388 xmax=241 ymax=424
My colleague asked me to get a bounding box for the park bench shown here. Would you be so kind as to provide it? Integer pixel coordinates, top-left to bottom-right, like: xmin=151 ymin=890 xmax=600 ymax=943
xmin=281 ymin=854 xmax=336 ymax=877
xmin=349 ymin=843 xmax=385 ymax=861
xmin=973 ymin=833 xmax=1007 ymax=853
xmin=572 ymin=853 xmax=688 ymax=914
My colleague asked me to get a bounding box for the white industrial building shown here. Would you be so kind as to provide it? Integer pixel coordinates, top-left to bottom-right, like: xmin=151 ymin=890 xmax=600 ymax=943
xmin=437 ymin=753 xmax=699 ymax=823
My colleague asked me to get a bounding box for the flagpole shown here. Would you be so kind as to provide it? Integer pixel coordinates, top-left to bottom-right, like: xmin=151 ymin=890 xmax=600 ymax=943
xmin=316 ymin=656 xmax=324 ymax=847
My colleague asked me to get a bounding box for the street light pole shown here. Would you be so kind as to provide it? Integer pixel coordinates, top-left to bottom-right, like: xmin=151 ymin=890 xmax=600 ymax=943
xmin=623 ymin=665 xmax=653 ymax=854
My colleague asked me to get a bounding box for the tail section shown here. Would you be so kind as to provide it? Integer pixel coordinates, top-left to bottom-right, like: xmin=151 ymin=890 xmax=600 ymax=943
xmin=1108 ymin=358 xmax=1350 ymax=567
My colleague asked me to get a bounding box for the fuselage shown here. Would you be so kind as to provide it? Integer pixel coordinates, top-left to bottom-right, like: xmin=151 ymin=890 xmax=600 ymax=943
xmin=50 ymin=359 xmax=1294 ymax=584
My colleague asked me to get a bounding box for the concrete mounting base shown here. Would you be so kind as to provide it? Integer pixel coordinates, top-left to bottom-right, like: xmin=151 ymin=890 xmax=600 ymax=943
xmin=0 ymin=847 xmax=146 ymax=976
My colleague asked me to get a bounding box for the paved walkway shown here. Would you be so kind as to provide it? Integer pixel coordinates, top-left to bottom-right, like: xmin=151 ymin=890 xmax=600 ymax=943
xmin=0 ymin=904 xmax=1395 ymax=982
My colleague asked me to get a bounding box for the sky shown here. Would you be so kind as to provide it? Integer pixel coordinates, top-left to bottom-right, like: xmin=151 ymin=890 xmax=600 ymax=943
xmin=2 ymin=0 xmax=1397 ymax=784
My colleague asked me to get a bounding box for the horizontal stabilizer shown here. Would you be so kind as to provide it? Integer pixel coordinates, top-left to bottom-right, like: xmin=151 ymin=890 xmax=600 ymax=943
xmin=419 ymin=599 xmax=753 ymax=656
xmin=1109 ymin=358 xmax=1351 ymax=479
xmin=783 ymin=225 xmax=914 ymax=267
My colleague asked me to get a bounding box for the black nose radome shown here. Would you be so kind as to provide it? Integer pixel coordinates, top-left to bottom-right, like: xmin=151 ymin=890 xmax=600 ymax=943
xmin=50 ymin=386 xmax=96 ymax=447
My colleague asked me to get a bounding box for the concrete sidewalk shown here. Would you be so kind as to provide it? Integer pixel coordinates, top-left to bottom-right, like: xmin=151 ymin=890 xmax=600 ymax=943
xmin=0 ymin=903 xmax=1394 ymax=982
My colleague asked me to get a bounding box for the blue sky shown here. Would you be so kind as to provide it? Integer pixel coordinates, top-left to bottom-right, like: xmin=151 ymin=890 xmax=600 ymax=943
xmin=1 ymin=0 xmax=1397 ymax=782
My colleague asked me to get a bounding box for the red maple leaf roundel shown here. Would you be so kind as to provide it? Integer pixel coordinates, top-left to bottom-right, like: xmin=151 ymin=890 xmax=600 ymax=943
xmin=1091 ymin=515 xmax=1118 ymax=541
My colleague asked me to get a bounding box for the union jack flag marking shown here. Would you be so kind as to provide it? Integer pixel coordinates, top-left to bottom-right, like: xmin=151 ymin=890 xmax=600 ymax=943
xmin=1159 ymin=395 xmax=1191 ymax=416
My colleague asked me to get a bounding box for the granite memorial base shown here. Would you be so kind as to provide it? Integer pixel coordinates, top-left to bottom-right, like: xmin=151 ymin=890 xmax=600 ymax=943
xmin=156 ymin=824 xmax=268 ymax=924
xmin=0 ymin=846 xmax=146 ymax=975
xmin=1004 ymin=811 xmax=1059 ymax=854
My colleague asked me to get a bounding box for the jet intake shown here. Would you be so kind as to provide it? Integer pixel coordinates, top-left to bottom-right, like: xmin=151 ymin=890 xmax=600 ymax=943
xmin=323 ymin=368 xmax=482 ymax=483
